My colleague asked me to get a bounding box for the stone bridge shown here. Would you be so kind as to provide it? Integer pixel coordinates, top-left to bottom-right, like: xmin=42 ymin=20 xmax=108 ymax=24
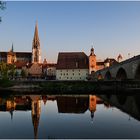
xmin=94 ymin=55 xmax=140 ymax=80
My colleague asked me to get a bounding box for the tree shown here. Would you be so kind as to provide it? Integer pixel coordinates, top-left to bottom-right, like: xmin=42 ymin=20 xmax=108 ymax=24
xmin=21 ymin=69 xmax=26 ymax=78
xmin=0 ymin=62 xmax=8 ymax=79
xmin=8 ymin=64 xmax=16 ymax=79
xmin=0 ymin=1 xmax=6 ymax=22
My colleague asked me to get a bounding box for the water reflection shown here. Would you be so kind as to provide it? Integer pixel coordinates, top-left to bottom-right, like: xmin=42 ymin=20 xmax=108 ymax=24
xmin=98 ymin=94 xmax=140 ymax=121
xmin=0 ymin=93 xmax=140 ymax=138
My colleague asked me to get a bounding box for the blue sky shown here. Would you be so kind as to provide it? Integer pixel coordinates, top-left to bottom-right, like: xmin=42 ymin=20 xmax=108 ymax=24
xmin=0 ymin=1 xmax=140 ymax=62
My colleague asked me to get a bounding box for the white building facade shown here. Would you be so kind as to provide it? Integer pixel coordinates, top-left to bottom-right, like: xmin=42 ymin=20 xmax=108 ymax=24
xmin=56 ymin=52 xmax=89 ymax=80
xmin=56 ymin=69 xmax=88 ymax=80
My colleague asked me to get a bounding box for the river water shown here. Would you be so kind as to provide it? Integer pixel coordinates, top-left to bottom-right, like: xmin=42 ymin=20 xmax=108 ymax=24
xmin=0 ymin=92 xmax=140 ymax=139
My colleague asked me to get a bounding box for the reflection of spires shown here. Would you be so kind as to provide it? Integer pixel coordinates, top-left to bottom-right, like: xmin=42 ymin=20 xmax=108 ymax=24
xmin=90 ymin=111 xmax=94 ymax=123
xmin=31 ymin=96 xmax=41 ymax=139
xmin=42 ymin=96 xmax=47 ymax=105
xmin=9 ymin=110 xmax=13 ymax=120
xmin=89 ymin=95 xmax=96 ymax=122
xmin=6 ymin=99 xmax=16 ymax=121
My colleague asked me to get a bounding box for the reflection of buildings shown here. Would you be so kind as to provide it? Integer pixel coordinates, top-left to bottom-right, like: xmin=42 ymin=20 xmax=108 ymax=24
xmin=30 ymin=96 xmax=41 ymax=139
xmin=1 ymin=94 xmax=140 ymax=139
xmin=89 ymin=95 xmax=96 ymax=121
xmin=98 ymin=94 xmax=140 ymax=121
xmin=0 ymin=95 xmax=41 ymax=139
xmin=57 ymin=96 xmax=89 ymax=113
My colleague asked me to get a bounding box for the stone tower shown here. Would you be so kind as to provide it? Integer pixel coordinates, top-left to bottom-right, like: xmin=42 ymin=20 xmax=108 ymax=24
xmin=32 ymin=22 xmax=41 ymax=63
xmin=89 ymin=47 xmax=96 ymax=74
xmin=7 ymin=43 xmax=16 ymax=64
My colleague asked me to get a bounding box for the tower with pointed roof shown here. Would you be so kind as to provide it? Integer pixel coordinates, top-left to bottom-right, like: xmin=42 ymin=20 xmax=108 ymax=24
xmin=32 ymin=22 xmax=41 ymax=63
xmin=7 ymin=43 xmax=16 ymax=64
xmin=89 ymin=46 xmax=96 ymax=74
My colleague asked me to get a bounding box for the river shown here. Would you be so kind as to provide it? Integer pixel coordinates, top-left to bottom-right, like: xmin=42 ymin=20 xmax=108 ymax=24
xmin=0 ymin=91 xmax=139 ymax=139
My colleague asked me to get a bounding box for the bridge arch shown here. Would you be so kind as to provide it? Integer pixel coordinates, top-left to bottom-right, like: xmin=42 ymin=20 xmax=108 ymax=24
xmin=116 ymin=68 xmax=127 ymax=80
xmin=134 ymin=95 xmax=140 ymax=114
xmin=104 ymin=71 xmax=112 ymax=80
xmin=117 ymin=95 xmax=127 ymax=105
xmin=135 ymin=63 xmax=140 ymax=79
xmin=97 ymin=73 xmax=103 ymax=80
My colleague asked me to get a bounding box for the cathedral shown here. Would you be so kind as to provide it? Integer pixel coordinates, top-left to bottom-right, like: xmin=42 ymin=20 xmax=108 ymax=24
xmin=0 ymin=22 xmax=41 ymax=64
xmin=0 ymin=22 xmax=119 ymax=80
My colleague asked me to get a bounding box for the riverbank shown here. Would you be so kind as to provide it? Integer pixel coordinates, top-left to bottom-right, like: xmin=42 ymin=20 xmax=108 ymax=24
xmin=0 ymin=79 xmax=140 ymax=94
xmin=3 ymin=80 xmax=98 ymax=94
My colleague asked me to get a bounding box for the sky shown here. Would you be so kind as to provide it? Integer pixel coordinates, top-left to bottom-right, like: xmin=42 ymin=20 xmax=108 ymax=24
xmin=0 ymin=1 xmax=140 ymax=63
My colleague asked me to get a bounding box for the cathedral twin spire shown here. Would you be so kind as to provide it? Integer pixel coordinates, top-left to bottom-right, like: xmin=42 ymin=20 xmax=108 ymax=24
xmin=32 ymin=21 xmax=41 ymax=63
xmin=33 ymin=21 xmax=40 ymax=49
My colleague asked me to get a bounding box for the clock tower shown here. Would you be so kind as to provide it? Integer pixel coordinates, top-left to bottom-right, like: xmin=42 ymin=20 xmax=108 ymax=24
xmin=89 ymin=47 xmax=96 ymax=74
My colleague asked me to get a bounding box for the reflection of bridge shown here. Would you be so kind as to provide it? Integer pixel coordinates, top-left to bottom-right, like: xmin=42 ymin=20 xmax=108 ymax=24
xmin=94 ymin=55 xmax=140 ymax=80
xmin=98 ymin=94 xmax=140 ymax=121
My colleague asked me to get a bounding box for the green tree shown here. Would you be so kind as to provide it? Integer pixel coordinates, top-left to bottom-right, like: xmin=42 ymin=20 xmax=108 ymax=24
xmin=15 ymin=71 xmax=19 ymax=77
xmin=21 ymin=69 xmax=26 ymax=78
xmin=0 ymin=1 xmax=6 ymax=22
xmin=0 ymin=62 xmax=8 ymax=79
xmin=8 ymin=64 xmax=16 ymax=79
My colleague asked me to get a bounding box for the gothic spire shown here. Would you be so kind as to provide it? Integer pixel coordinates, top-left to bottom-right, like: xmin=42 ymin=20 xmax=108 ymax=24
xmin=33 ymin=21 xmax=40 ymax=49
xmin=10 ymin=43 xmax=14 ymax=52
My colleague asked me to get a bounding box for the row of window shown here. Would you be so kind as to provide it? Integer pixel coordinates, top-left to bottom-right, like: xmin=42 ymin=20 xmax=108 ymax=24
xmin=60 ymin=69 xmax=81 ymax=72
xmin=59 ymin=77 xmax=82 ymax=80
xmin=60 ymin=73 xmax=81 ymax=76
xmin=60 ymin=73 xmax=88 ymax=76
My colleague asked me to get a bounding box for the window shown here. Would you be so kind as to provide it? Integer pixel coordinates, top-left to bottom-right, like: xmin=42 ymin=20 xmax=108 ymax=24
xmin=59 ymin=77 xmax=61 ymax=79
xmin=64 ymin=73 xmax=65 ymax=76
xmin=79 ymin=73 xmax=80 ymax=75
xmin=67 ymin=77 xmax=69 ymax=79
xmin=66 ymin=73 xmax=68 ymax=75
xmin=80 ymin=77 xmax=81 ymax=79
xmin=73 ymin=73 xmax=74 ymax=75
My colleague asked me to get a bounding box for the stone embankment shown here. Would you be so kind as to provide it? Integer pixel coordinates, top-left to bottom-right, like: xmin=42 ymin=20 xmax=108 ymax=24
xmin=0 ymin=80 xmax=140 ymax=94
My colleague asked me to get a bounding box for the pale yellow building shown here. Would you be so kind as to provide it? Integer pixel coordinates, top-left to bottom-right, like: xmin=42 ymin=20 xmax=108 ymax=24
xmin=56 ymin=52 xmax=89 ymax=80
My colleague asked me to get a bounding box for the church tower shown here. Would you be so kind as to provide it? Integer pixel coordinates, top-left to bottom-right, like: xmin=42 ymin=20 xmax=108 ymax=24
xmin=32 ymin=22 xmax=41 ymax=63
xmin=89 ymin=46 xmax=96 ymax=74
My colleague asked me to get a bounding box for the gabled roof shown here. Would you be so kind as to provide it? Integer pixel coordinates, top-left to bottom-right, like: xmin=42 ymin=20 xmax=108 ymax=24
xmin=14 ymin=61 xmax=28 ymax=69
xmin=56 ymin=52 xmax=89 ymax=69
xmin=26 ymin=63 xmax=42 ymax=69
xmin=15 ymin=52 xmax=32 ymax=57
xmin=0 ymin=52 xmax=32 ymax=58
xmin=104 ymin=58 xmax=118 ymax=66
xmin=0 ymin=52 xmax=7 ymax=57
xmin=96 ymin=61 xmax=104 ymax=66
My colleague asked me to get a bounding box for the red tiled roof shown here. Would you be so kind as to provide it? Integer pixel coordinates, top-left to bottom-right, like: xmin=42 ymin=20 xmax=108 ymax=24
xmin=14 ymin=61 xmax=28 ymax=69
xmin=15 ymin=52 xmax=32 ymax=57
xmin=104 ymin=58 xmax=118 ymax=65
xmin=56 ymin=52 xmax=89 ymax=69
xmin=26 ymin=63 xmax=42 ymax=68
xmin=0 ymin=52 xmax=32 ymax=58
xmin=47 ymin=63 xmax=57 ymax=67
xmin=96 ymin=61 xmax=104 ymax=65
xmin=0 ymin=52 xmax=7 ymax=57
